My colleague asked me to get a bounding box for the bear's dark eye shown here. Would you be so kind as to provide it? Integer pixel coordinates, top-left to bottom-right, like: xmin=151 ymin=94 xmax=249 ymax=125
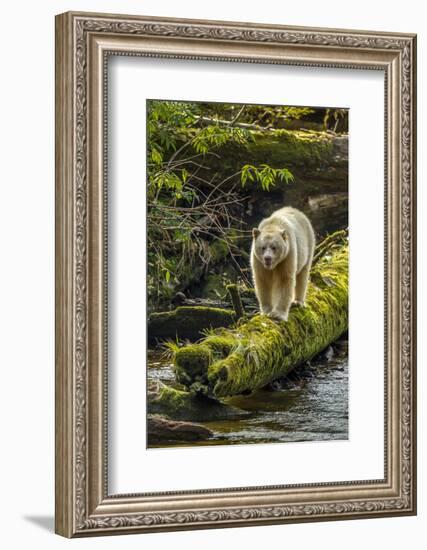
xmin=261 ymin=246 xmax=266 ymax=252
xmin=271 ymin=246 xmax=276 ymax=252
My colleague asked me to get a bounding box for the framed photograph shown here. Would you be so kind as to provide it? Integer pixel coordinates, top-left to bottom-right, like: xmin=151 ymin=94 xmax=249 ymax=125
xmin=55 ymin=11 xmax=417 ymax=537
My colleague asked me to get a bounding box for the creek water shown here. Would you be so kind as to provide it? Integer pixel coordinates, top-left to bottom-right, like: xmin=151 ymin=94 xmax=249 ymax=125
xmin=147 ymin=341 xmax=348 ymax=448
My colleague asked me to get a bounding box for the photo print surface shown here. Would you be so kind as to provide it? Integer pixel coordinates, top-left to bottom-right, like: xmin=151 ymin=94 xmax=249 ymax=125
xmin=146 ymin=100 xmax=349 ymax=449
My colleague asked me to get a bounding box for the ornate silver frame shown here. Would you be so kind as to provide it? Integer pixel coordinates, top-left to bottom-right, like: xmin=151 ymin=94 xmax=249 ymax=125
xmin=55 ymin=11 xmax=417 ymax=537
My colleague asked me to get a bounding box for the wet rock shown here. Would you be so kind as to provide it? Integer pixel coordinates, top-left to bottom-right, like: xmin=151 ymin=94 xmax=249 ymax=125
xmin=267 ymin=380 xmax=284 ymax=392
xmin=302 ymin=369 xmax=314 ymax=378
xmin=324 ymin=345 xmax=335 ymax=362
xmin=147 ymin=414 xmax=213 ymax=443
xmin=334 ymin=338 xmax=348 ymax=351
xmin=171 ymin=292 xmax=187 ymax=306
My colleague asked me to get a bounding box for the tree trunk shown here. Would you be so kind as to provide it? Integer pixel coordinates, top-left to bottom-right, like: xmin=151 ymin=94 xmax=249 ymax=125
xmin=173 ymin=231 xmax=348 ymax=398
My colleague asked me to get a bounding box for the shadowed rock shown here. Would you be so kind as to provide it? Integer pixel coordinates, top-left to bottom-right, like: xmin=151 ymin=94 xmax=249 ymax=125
xmin=147 ymin=414 xmax=213 ymax=443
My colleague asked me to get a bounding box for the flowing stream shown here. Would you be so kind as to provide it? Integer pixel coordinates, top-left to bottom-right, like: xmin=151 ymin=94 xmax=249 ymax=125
xmin=147 ymin=340 xmax=348 ymax=448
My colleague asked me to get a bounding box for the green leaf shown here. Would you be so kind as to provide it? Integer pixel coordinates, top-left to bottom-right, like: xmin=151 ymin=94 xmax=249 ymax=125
xmin=150 ymin=146 xmax=163 ymax=164
xmin=239 ymin=164 xmax=294 ymax=191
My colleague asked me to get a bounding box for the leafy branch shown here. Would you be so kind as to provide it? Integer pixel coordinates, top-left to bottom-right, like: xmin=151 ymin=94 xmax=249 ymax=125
xmin=240 ymin=164 xmax=294 ymax=191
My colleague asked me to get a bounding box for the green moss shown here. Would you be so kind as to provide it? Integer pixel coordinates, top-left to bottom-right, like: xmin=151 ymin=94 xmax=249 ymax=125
xmin=174 ymin=332 xmax=237 ymax=385
xmin=202 ymin=128 xmax=341 ymax=192
xmin=210 ymin=238 xmax=230 ymax=262
xmin=312 ymin=229 xmax=348 ymax=265
xmin=203 ymin=334 xmax=236 ymax=357
xmin=155 ymin=384 xmax=193 ymax=417
xmin=172 ymin=232 xmax=349 ymax=398
xmin=175 ymin=344 xmax=212 ymax=384
xmin=148 ymin=382 xmax=249 ymax=421
xmin=246 ymin=129 xmax=334 ymax=174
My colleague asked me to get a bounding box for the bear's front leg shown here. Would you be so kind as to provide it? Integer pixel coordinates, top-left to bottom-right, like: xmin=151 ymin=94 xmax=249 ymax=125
xmin=270 ymin=275 xmax=295 ymax=322
xmin=261 ymin=303 xmax=273 ymax=315
xmin=253 ymin=263 xmax=272 ymax=315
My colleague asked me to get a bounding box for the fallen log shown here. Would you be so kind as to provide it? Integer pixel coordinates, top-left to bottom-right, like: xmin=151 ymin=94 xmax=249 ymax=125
xmin=148 ymin=306 xmax=235 ymax=341
xmin=173 ymin=231 xmax=348 ymax=398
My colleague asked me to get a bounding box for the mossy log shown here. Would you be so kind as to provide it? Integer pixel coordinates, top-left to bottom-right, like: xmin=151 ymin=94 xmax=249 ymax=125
xmin=173 ymin=232 xmax=348 ymax=398
xmin=148 ymin=381 xmax=249 ymax=421
xmin=148 ymin=306 xmax=235 ymax=341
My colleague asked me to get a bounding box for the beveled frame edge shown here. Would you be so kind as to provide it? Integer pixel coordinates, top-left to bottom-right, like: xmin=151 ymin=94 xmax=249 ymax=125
xmin=55 ymin=11 xmax=417 ymax=538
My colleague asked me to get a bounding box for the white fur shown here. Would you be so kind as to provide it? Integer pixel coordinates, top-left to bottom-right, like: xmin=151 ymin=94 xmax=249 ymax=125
xmin=250 ymin=206 xmax=315 ymax=321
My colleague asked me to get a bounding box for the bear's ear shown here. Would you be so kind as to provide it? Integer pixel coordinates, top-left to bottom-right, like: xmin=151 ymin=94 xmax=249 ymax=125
xmin=281 ymin=229 xmax=288 ymax=240
xmin=252 ymin=228 xmax=261 ymax=239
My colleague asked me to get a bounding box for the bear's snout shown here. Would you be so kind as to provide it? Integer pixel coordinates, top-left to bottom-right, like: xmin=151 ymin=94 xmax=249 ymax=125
xmin=263 ymin=255 xmax=273 ymax=268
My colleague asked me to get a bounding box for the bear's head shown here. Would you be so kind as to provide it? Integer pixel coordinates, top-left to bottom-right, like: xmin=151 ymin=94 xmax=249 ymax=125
xmin=252 ymin=228 xmax=289 ymax=270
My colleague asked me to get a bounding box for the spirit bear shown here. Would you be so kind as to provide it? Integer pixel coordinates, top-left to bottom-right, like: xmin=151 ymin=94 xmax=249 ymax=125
xmin=251 ymin=206 xmax=315 ymax=322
